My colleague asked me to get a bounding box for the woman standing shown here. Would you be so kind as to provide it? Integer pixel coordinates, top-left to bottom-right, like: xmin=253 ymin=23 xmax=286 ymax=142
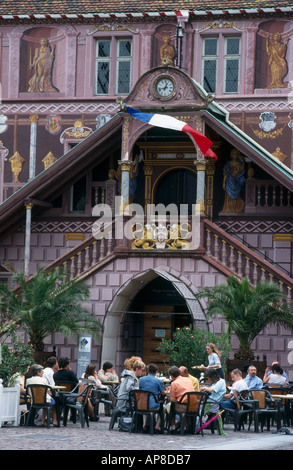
xmin=204 ymin=343 xmax=225 ymax=379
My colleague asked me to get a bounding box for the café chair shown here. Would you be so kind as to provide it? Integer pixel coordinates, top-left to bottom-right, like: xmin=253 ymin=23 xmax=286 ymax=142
xmin=53 ymin=380 xmax=79 ymax=423
xmin=167 ymin=391 xmax=208 ymax=436
xmin=19 ymin=391 xmax=31 ymax=426
xmin=109 ymin=395 xmax=132 ymax=431
xmin=247 ymin=389 xmax=282 ymax=432
xmin=263 ymin=385 xmax=290 ymax=427
xmin=62 ymin=383 xmax=94 ymax=427
xmin=220 ymin=391 xmax=256 ymax=432
xmin=25 ymin=384 xmax=55 ymax=428
xmin=92 ymin=386 xmax=118 ymax=419
xmin=129 ymin=390 xmax=164 ymax=435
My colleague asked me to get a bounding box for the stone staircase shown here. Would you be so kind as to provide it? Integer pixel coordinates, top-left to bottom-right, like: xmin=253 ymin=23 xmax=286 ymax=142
xmin=32 ymin=216 xmax=292 ymax=303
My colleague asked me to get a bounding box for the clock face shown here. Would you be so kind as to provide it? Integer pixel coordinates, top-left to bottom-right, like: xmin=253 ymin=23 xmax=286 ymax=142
xmin=155 ymin=77 xmax=175 ymax=99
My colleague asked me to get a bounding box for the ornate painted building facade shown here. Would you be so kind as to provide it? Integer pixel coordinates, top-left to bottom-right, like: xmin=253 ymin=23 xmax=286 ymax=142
xmin=0 ymin=1 xmax=293 ymax=377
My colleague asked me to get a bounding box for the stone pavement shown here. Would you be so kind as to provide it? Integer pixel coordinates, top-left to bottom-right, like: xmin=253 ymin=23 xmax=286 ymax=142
xmin=1 ymin=414 xmax=293 ymax=456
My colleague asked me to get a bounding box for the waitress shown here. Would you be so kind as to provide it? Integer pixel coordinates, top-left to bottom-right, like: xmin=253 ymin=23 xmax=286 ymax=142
xmin=204 ymin=343 xmax=224 ymax=379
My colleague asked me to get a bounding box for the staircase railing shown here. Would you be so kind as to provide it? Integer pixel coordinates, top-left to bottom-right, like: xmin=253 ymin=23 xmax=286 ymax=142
xmin=44 ymin=220 xmax=116 ymax=279
xmin=204 ymin=218 xmax=293 ymax=302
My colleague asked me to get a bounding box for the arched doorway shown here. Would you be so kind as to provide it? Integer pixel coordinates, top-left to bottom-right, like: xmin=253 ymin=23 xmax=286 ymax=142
xmin=127 ymin=277 xmax=192 ymax=368
xmin=100 ymin=268 xmax=207 ymax=372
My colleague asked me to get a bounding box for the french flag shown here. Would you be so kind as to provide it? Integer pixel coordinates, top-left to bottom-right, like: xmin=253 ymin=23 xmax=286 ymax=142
xmin=126 ymin=106 xmax=217 ymax=160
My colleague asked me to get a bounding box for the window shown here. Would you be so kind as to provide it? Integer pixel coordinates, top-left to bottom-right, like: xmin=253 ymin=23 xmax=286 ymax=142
xmin=224 ymin=37 xmax=240 ymax=93
xmin=202 ymin=36 xmax=240 ymax=94
xmin=70 ymin=175 xmax=87 ymax=212
xmin=202 ymin=38 xmax=218 ymax=93
xmin=96 ymin=40 xmax=111 ymax=94
xmin=95 ymin=38 xmax=132 ymax=95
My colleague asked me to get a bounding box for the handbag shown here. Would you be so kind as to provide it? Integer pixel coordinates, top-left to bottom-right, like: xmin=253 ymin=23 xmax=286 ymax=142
xmin=118 ymin=416 xmax=133 ymax=432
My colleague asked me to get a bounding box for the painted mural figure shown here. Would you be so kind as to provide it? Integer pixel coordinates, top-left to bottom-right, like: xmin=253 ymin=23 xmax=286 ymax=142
xmin=266 ymin=32 xmax=289 ymax=89
xmin=28 ymin=37 xmax=59 ymax=93
xmin=160 ymin=35 xmax=175 ymax=65
xmin=221 ymin=148 xmax=245 ymax=213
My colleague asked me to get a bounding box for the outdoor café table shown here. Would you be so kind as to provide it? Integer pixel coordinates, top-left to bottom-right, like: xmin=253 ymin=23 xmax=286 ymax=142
xmin=51 ymin=386 xmax=67 ymax=426
xmin=102 ymin=381 xmax=120 ymax=385
xmin=271 ymin=394 xmax=293 ymax=428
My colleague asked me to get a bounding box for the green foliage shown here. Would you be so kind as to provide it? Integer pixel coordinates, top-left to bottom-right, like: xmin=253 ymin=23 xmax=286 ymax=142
xmin=0 ymin=268 xmax=103 ymax=350
xmin=196 ymin=276 xmax=293 ymax=360
xmin=157 ymin=325 xmax=230 ymax=376
xmin=0 ymin=324 xmax=35 ymax=387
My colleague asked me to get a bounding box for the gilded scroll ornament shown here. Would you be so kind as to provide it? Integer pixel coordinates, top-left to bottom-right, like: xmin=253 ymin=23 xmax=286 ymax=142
xmin=132 ymin=222 xmax=190 ymax=250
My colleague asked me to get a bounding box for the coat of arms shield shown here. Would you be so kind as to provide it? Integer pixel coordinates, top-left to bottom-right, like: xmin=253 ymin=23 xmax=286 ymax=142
xmin=259 ymin=112 xmax=277 ymax=132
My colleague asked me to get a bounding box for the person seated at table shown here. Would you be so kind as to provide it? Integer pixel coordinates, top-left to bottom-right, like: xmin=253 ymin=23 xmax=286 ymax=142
xmin=200 ymin=368 xmax=226 ymax=435
xmin=139 ymin=363 xmax=165 ymax=432
xmin=43 ymin=356 xmax=58 ymax=386
xmin=98 ymin=361 xmax=119 ymax=383
xmin=244 ymin=365 xmax=263 ymax=390
xmin=220 ymin=369 xmax=248 ymax=410
xmin=167 ymin=365 xmax=195 ymax=432
xmin=179 ymin=366 xmax=199 ymax=391
xmin=263 ymin=361 xmax=289 ymax=387
xmin=53 ymin=356 xmax=79 ymax=386
xmin=200 ymin=368 xmax=227 ymax=412
xmin=121 ymin=355 xmax=147 ymax=380
xmin=26 ymin=363 xmax=58 ymax=426
xmin=116 ymin=360 xmax=146 ymax=413
xmin=267 ymin=364 xmax=288 ymax=387
xmin=82 ymin=363 xmax=109 ymax=420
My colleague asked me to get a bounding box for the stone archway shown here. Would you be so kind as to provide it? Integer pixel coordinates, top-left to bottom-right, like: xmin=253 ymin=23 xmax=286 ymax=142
xmin=100 ymin=266 xmax=207 ymax=368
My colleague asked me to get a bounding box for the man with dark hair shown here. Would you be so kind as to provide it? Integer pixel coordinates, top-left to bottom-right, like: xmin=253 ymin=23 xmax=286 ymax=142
xmin=98 ymin=361 xmax=119 ymax=383
xmin=53 ymin=357 xmax=79 ymax=385
xmin=139 ymin=363 xmax=165 ymax=432
xmin=43 ymin=356 xmax=58 ymax=386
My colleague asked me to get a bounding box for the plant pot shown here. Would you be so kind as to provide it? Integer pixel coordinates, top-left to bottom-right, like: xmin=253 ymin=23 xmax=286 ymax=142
xmin=0 ymin=378 xmax=20 ymax=427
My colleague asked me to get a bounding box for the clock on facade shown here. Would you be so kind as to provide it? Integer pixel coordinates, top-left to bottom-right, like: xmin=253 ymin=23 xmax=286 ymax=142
xmin=154 ymin=75 xmax=176 ymax=100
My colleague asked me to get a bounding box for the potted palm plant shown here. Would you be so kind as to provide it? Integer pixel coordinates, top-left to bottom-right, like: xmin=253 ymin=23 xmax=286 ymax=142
xmin=0 ymin=322 xmax=34 ymax=427
xmin=0 ymin=268 xmax=102 ymax=359
xmin=195 ymin=277 xmax=293 ymax=365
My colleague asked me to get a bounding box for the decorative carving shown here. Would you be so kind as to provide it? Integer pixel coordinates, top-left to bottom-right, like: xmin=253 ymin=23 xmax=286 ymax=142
xmin=42 ymin=151 xmax=57 ymax=169
xmin=132 ymin=222 xmax=190 ymax=250
xmin=221 ymin=148 xmax=245 ymax=214
xmin=60 ymin=121 xmax=92 ymax=143
xmin=197 ymin=22 xmax=242 ymax=32
xmin=160 ymin=35 xmax=175 ymax=66
xmin=46 ymin=115 xmax=62 ymax=135
xmin=272 ymin=147 xmax=288 ymax=163
xmin=9 ymin=151 xmax=25 ymax=183
xmin=28 ymin=37 xmax=59 ymax=93
xmin=0 ymin=115 xmax=8 ymax=134
xmin=265 ymin=32 xmax=289 ymax=89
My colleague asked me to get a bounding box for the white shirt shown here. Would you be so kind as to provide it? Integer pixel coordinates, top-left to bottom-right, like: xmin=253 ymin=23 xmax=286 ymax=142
xmin=231 ymin=378 xmax=248 ymax=401
xmin=26 ymin=376 xmax=52 ymax=403
xmin=268 ymin=374 xmax=287 ymax=386
xmin=43 ymin=367 xmax=55 ymax=386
